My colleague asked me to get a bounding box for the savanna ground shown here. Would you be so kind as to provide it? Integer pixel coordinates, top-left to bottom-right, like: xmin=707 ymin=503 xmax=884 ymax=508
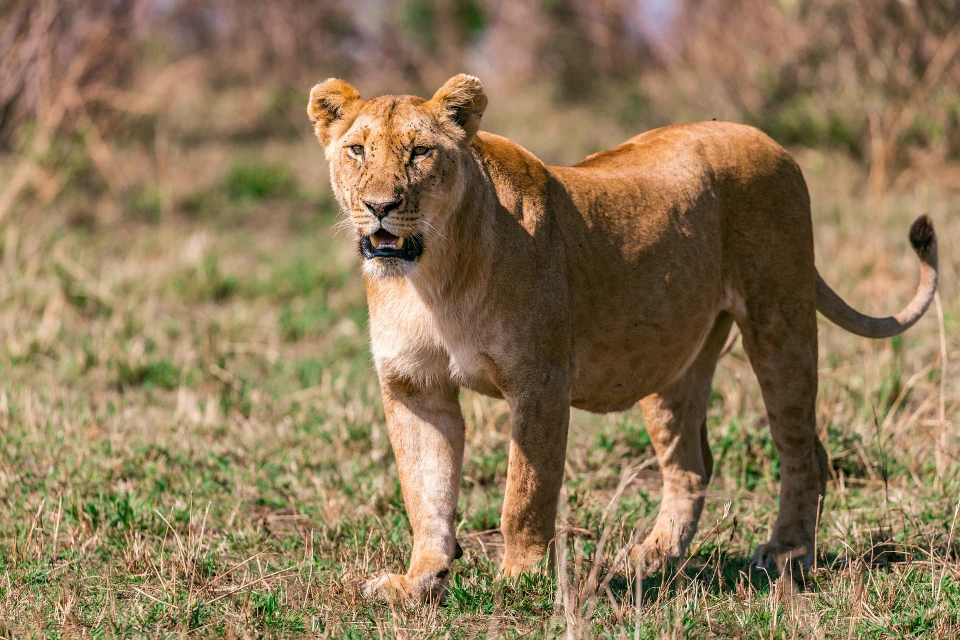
xmin=0 ymin=85 xmax=958 ymax=639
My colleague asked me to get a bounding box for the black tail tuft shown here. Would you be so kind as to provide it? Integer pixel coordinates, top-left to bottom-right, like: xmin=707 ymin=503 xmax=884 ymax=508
xmin=908 ymin=215 xmax=936 ymax=258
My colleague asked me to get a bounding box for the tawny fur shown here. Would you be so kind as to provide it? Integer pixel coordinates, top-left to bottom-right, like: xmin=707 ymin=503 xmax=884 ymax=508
xmin=307 ymin=74 xmax=939 ymax=602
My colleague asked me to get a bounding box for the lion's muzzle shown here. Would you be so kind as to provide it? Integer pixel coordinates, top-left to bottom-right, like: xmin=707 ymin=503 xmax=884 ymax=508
xmin=360 ymin=229 xmax=424 ymax=261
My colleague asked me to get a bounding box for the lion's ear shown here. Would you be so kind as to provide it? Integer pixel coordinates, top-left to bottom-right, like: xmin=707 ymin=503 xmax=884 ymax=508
xmin=308 ymin=79 xmax=363 ymax=147
xmin=429 ymin=74 xmax=487 ymax=142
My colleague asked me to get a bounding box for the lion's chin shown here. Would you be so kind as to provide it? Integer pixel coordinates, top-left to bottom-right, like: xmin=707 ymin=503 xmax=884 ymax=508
xmin=362 ymin=256 xmax=417 ymax=279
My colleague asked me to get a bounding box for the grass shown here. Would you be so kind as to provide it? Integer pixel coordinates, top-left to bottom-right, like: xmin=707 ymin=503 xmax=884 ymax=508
xmin=0 ymin=109 xmax=958 ymax=638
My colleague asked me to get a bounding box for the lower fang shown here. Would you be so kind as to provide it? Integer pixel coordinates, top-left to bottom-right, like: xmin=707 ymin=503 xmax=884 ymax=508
xmin=396 ymin=237 xmax=405 ymax=249
xmin=370 ymin=235 xmax=380 ymax=248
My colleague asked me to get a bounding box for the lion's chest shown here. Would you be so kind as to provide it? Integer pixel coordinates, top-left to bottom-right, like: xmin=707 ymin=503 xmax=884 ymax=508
xmin=368 ymin=285 xmax=503 ymax=398
xmin=431 ymin=310 xmax=504 ymax=397
xmin=439 ymin=341 xmax=499 ymax=398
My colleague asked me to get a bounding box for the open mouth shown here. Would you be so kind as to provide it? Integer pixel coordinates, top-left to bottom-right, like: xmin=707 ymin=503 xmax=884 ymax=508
xmin=360 ymin=229 xmax=424 ymax=261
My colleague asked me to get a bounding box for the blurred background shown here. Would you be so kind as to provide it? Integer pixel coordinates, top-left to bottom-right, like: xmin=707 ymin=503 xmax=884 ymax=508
xmin=0 ymin=1 xmax=959 ymax=633
xmin=3 ymin=0 xmax=960 ymax=210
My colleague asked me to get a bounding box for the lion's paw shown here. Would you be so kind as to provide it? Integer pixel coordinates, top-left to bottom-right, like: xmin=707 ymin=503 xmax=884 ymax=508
xmin=630 ymin=541 xmax=682 ymax=577
xmin=751 ymin=541 xmax=812 ymax=573
xmin=501 ymin=546 xmax=550 ymax=578
xmin=361 ymin=570 xmax=449 ymax=603
xmin=502 ymin=558 xmax=540 ymax=579
xmin=361 ymin=573 xmax=411 ymax=601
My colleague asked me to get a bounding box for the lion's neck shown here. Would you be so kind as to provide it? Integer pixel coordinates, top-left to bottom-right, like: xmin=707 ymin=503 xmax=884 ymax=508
xmin=406 ymin=151 xmax=495 ymax=308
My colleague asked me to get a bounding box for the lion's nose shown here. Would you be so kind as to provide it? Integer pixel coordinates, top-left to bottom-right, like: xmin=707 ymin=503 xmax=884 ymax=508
xmin=362 ymin=198 xmax=404 ymax=220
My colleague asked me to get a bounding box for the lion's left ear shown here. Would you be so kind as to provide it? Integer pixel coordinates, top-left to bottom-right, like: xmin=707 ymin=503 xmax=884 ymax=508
xmin=308 ymin=78 xmax=363 ymax=147
xmin=429 ymin=74 xmax=487 ymax=142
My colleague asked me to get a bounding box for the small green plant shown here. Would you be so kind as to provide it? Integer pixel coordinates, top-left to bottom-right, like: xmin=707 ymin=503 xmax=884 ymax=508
xmin=278 ymin=298 xmax=335 ymax=342
xmin=113 ymin=356 xmax=180 ymax=390
xmin=126 ymin=185 xmax=162 ymax=223
xmin=222 ymin=161 xmax=298 ymax=201
xmin=173 ymin=251 xmax=240 ymax=303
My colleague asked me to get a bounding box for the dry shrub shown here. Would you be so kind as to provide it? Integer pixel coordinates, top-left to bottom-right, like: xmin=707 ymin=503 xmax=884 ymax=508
xmin=1 ymin=0 xmax=959 ymax=204
xmin=659 ymin=0 xmax=960 ymax=193
xmin=156 ymin=0 xmax=359 ymax=82
xmin=0 ymin=0 xmax=146 ymax=148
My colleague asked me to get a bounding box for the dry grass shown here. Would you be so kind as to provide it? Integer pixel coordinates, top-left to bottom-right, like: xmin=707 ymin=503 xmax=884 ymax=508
xmin=1 ymin=2 xmax=960 ymax=630
xmin=0 ymin=74 xmax=957 ymax=638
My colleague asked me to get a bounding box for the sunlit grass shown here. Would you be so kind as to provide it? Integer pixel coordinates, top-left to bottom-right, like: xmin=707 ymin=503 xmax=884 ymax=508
xmin=0 ymin=120 xmax=957 ymax=637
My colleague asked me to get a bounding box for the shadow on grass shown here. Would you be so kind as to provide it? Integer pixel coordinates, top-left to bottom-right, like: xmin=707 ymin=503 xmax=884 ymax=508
xmin=455 ymin=527 xmax=952 ymax=604
xmin=604 ymin=541 xmax=955 ymax=603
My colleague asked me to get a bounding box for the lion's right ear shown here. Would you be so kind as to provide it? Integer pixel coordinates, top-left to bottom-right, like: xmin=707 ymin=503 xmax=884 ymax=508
xmin=307 ymin=79 xmax=363 ymax=147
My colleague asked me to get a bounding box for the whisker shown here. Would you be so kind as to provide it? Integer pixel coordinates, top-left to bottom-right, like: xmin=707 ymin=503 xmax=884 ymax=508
xmin=421 ymin=220 xmax=449 ymax=246
xmin=332 ymin=218 xmax=355 ymax=237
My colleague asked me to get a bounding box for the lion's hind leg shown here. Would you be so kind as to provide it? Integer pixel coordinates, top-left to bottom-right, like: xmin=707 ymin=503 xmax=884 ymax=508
xmin=631 ymin=312 xmax=733 ymax=575
xmin=735 ymin=288 xmax=828 ymax=573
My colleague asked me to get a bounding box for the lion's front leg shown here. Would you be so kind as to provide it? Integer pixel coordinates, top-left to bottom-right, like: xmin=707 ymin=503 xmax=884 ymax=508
xmin=362 ymin=378 xmax=464 ymax=602
xmin=500 ymin=370 xmax=571 ymax=577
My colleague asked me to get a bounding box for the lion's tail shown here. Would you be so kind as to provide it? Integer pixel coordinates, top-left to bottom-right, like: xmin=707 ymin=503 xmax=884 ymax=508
xmin=815 ymin=215 xmax=938 ymax=339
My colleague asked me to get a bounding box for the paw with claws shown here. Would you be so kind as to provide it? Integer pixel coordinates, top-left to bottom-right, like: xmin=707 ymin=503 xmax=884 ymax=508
xmin=361 ymin=568 xmax=450 ymax=603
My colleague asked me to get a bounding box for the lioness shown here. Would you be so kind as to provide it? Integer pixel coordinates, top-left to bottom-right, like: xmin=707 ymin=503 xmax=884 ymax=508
xmin=307 ymin=74 xmax=938 ymax=601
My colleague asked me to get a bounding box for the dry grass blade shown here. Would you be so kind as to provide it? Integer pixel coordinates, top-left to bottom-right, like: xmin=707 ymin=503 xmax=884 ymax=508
xmin=21 ymin=498 xmax=46 ymax=562
xmin=936 ymin=495 xmax=960 ymax=602
xmin=205 ymin=567 xmax=299 ymax=605
xmin=582 ymin=462 xmax=647 ymax=598
xmin=934 ymin=292 xmax=949 ymax=481
xmin=52 ymin=247 xmax=119 ymax=308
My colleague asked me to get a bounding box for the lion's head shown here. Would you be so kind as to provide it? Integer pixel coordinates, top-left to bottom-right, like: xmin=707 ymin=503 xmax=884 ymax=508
xmin=308 ymin=74 xmax=487 ymax=278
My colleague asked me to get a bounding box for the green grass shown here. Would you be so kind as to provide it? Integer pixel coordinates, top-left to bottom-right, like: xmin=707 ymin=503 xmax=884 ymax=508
xmin=222 ymin=161 xmax=299 ymax=202
xmin=0 ymin=135 xmax=958 ymax=638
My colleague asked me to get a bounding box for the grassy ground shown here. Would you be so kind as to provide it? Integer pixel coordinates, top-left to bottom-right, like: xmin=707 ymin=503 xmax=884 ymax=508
xmin=0 ymin=100 xmax=959 ymax=638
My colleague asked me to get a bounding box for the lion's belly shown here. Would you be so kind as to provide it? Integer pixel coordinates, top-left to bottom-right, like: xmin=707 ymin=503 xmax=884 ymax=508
xmin=571 ymin=357 xmax=663 ymax=413
xmin=562 ymin=218 xmax=726 ymax=411
xmin=436 ymin=281 xmax=723 ymax=412
xmin=569 ymin=283 xmax=723 ymax=413
xmin=570 ymin=334 xmax=707 ymax=412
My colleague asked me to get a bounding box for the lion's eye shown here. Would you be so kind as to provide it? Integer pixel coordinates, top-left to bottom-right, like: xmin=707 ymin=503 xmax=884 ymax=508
xmin=412 ymin=146 xmax=431 ymax=158
xmin=349 ymin=144 xmax=364 ymax=156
